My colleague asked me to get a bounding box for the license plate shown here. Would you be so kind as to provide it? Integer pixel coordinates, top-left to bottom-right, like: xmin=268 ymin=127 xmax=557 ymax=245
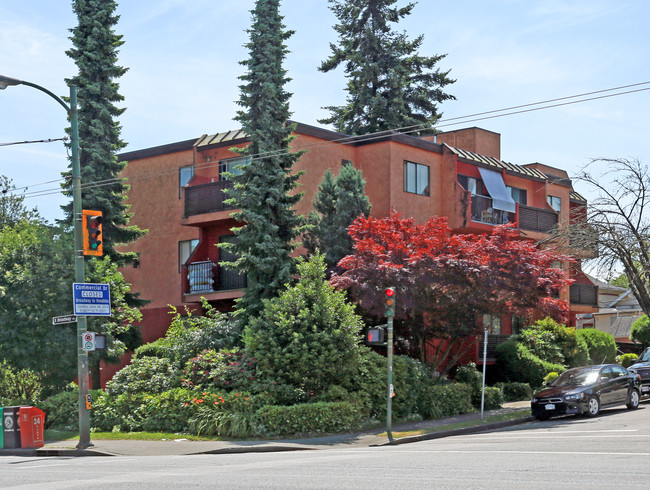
xmin=545 ymin=404 xmax=555 ymax=410
xmin=642 ymin=386 xmax=650 ymax=393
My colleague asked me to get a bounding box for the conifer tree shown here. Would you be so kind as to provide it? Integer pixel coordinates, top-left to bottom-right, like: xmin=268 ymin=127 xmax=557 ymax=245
xmin=306 ymin=163 xmax=371 ymax=267
xmin=64 ymin=0 xmax=145 ymax=267
xmin=223 ymin=0 xmax=304 ymax=322
xmin=320 ymin=0 xmax=455 ymax=135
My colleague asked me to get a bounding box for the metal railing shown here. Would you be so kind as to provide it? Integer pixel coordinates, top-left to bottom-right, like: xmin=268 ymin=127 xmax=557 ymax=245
xmin=519 ymin=204 xmax=558 ymax=233
xmin=184 ymin=180 xmax=234 ymax=217
xmin=470 ymin=195 xmax=515 ymax=225
xmin=187 ymin=261 xmax=215 ymax=293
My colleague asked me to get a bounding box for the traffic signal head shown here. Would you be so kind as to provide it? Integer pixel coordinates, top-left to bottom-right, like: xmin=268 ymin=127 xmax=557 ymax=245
xmin=365 ymin=327 xmax=386 ymax=345
xmin=385 ymin=287 xmax=396 ymax=317
xmin=82 ymin=210 xmax=103 ymax=256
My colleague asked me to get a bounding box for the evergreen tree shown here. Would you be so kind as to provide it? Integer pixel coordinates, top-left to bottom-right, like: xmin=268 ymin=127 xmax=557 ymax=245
xmin=306 ymin=163 xmax=371 ymax=267
xmin=63 ymin=0 xmax=145 ymax=268
xmin=223 ymin=0 xmax=305 ymax=322
xmin=319 ymin=0 xmax=455 ymax=135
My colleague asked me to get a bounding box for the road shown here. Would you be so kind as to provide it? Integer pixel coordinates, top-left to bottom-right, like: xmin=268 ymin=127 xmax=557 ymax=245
xmin=3 ymin=402 xmax=650 ymax=489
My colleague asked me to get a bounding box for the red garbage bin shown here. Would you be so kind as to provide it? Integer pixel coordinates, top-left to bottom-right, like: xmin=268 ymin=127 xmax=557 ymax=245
xmin=19 ymin=407 xmax=44 ymax=449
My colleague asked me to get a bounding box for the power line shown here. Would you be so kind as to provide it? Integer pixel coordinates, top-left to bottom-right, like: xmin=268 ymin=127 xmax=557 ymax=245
xmin=7 ymin=81 xmax=650 ymax=201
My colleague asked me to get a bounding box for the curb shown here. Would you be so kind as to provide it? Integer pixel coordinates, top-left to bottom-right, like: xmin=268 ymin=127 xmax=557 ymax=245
xmin=195 ymin=445 xmax=318 ymax=455
xmin=375 ymin=415 xmax=536 ymax=446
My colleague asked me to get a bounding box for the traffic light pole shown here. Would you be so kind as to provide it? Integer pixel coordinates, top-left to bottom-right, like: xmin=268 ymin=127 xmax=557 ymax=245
xmin=386 ymin=315 xmax=394 ymax=443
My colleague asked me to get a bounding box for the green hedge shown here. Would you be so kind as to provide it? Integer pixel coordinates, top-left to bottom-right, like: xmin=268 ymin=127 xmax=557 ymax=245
xmin=482 ymin=386 xmax=504 ymax=410
xmin=618 ymin=353 xmax=639 ymax=368
xmin=495 ymin=382 xmax=532 ymax=402
xmin=257 ymin=401 xmax=364 ymax=436
xmin=418 ymin=383 xmax=474 ymax=420
xmin=496 ymin=340 xmax=565 ymax=388
xmin=576 ymin=328 xmax=616 ymax=364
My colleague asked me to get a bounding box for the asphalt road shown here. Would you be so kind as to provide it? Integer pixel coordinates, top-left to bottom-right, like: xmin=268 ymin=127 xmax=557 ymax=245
xmin=3 ymin=402 xmax=650 ymax=489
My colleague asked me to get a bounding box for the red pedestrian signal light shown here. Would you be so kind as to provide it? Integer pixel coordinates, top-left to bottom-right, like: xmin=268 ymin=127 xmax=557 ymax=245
xmin=82 ymin=210 xmax=103 ymax=256
xmin=366 ymin=327 xmax=386 ymax=345
xmin=385 ymin=287 xmax=396 ymax=317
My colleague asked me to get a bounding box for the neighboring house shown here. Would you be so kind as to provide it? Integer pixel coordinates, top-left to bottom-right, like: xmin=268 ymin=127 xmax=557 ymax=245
xmin=577 ymin=276 xmax=644 ymax=347
xmin=101 ymin=124 xmax=597 ymax=384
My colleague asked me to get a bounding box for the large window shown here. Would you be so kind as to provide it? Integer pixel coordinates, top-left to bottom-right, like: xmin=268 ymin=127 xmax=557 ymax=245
xmin=482 ymin=314 xmax=501 ymax=334
xmin=178 ymin=239 xmax=199 ymax=272
xmin=547 ymin=195 xmax=562 ymax=212
xmin=179 ymin=165 xmax=194 ymax=198
xmin=458 ymin=175 xmax=485 ymax=195
xmin=507 ymin=186 xmax=527 ymax=205
xmin=404 ymin=161 xmax=430 ymax=196
xmin=219 ymin=156 xmax=251 ymax=181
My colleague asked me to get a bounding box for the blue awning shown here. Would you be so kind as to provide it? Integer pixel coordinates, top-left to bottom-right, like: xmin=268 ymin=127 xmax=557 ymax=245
xmin=478 ymin=168 xmax=516 ymax=213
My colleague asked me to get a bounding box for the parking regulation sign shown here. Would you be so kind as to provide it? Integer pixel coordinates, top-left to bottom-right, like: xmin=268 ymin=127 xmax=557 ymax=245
xmin=73 ymin=283 xmax=111 ymax=316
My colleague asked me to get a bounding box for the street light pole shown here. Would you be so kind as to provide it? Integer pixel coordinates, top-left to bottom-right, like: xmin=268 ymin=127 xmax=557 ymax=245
xmin=0 ymin=75 xmax=92 ymax=449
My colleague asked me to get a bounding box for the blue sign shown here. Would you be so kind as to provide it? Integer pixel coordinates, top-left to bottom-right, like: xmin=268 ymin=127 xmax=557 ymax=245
xmin=73 ymin=283 xmax=111 ymax=316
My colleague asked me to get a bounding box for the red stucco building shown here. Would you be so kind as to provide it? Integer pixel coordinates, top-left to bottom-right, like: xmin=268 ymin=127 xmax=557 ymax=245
xmin=104 ymin=123 xmax=597 ymax=384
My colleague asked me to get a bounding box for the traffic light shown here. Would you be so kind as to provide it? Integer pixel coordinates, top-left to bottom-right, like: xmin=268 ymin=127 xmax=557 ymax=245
xmin=366 ymin=327 xmax=386 ymax=345
xmin=82 ymin=210 xmax=103 ymax=256
xmin=385 ymin=287 xmax=396 ymax=317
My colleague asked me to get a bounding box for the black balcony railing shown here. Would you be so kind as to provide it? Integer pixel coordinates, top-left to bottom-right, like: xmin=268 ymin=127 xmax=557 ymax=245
xmin=184 ymin=180 xmax=234 ymax=217
xmin=470 ymin=195 xmax=515 ymax=225
xmin=570 ymin=284 xmax=598 ymax=306
xmin=519 ymin=205 xmax=558 ymax=233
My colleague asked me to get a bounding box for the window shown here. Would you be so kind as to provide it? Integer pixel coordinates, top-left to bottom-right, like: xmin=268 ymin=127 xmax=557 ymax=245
xmin=507 ymin=186 xmax=527 ymax=205
xmin=219 ymin=156 xmax=251 ymax=181
xmin=458 ymin=175 xmax=485 ymax=195
xmin=404 ymin=161 xmax=430 ymax=196
xmin=178 ymin=239 xmax=199 ymax=272
xmin=547 ymin=195 xmax=562 ymax=212
xmin=482 ymin=314 xmax=501 ymax=334
xmin=179 ymin=165 xmax=194 ymax=198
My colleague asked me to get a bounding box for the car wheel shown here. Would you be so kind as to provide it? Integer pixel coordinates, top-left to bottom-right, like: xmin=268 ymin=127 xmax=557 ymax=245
xmin=586 ymin=396 xmax=600 ymax=417
xmin=627 ymin=389 xmax=640 ymax=409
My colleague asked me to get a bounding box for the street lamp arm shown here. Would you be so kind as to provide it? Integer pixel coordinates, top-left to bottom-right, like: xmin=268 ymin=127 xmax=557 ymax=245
xmin=0 ymin=74 xmax=71 ymax=113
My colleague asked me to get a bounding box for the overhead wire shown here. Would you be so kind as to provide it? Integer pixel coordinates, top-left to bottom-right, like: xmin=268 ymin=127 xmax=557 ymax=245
xmin=5 ymin=81 xmax=650 ymax=201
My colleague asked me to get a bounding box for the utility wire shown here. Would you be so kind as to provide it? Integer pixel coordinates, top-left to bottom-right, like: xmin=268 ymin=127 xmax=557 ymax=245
xmin=6 ymin=82 xmax=650 ymax=201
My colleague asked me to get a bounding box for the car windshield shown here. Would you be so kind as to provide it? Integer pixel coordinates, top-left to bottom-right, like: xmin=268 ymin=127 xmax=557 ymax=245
xmin=551 ymin=369 xmax=600 ymax=387
xmin=638 ymin=348 xmax=650 ymax=362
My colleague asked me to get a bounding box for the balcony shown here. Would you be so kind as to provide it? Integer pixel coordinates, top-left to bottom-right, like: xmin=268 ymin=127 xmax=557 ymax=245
xmin=570 ymin=284 xmax=598 ymax=306
xmin=519 ymin=204 xmax=558 ymax=233
xmin=184 ymin=180 xmax=234 ymax=217
xmin=470 ymin=195 xmax=515 ymax=225
xmin=185 ymin=260 xmax=247 ymax=298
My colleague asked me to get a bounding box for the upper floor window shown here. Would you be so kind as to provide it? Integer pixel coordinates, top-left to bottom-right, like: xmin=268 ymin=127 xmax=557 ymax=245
xmin=547 ymin=195 xmax=562 ymax=212
xmin=507 ymin=186 xmax=527 ymax=205
xmin=178 ymin=239 xmax=199 ymax=272
xmin=179 ymin=165 xmax=194 ymax=198
xmin=458 ymin=175 xmax=486 ymax=196
xmin=482 ymin=314 xmax=501 ymax=334
xmin=404 ymin=161 xmax=430 ymax=196
xmin=219 ymin=156 xmax=251 ymax=181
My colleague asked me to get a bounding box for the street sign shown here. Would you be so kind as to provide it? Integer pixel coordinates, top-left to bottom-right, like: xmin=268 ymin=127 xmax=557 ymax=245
xmin=73 ymin=283 xmax=111 ymax=316
xmin=82 ymin=332 xmax=96 ymax=351
xmin=52 ymin=315 xmax=77 ymax=325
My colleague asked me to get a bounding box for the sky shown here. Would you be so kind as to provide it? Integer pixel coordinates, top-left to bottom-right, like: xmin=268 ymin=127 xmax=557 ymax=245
xmin=1 ymin=0 xmax=649 ymax=233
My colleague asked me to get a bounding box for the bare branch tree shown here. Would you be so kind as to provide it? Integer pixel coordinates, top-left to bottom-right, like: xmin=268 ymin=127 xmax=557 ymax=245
xmin=568 ymin=158 xmax=650 ymax=315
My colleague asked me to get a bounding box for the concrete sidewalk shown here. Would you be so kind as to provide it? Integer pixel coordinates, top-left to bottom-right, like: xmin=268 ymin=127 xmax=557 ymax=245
xmin=1 ymin=401 xmax=532 ymax=457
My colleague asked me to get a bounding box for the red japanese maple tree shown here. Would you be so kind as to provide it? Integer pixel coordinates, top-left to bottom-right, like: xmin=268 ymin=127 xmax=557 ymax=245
xmin=330 ymin=212 xmax=573 ymax=374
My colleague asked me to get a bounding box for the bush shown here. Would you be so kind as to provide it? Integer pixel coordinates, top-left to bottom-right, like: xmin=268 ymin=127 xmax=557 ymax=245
xmin=391 ymin=355 xmax=432 ymax=419
xmin=576 ymin=328 xmax=617 ymax=364
xmin=455 ymin=362 xmax=482 ymax=391
xmin=182 ymin=349 xmax=256 ymax=391
xmin=482 ymin=386 xmax=504 ymax=410
xmin=40 ymin=386 xmax=104 ymax=430
xmin=617 ymin=353 xmax=639 ymax=368
xmin=544 ymin=372 xmax=559 ymax=385
xmin=106 ymin=357 xmax=179 ymax=396
xmin=0 ymin=360 xmax=43 ymax=405
xmin=418 ymin=383 xmax=474 ymax=420
xmin=188 ymin=391 xmax=259 ymax=438
xmin=347 ymin=349 xmax=386 ymax=419
xmin=257 ymin=401 xmax=364 ymax=436
xmin=495 ymin=339 xmax=565 ymax=388
xmin=631 ymin=315 xmax=650 ymax=348
xmin=496 ymin=382 xmax=532 ymax=402
xmin=520 ymin=318 xmax=590 ymax=367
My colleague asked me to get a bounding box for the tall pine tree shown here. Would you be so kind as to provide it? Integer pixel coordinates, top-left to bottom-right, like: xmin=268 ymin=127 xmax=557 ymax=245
xmin=64 ymin=0 xmax=145 ymax=268
xmin=306 ymin=163 xmax=371 ymax=267
xmin=320 ymin=0 xmax=455 ymax=135
xmin=223 ymin=0 xmax=304 ymax=322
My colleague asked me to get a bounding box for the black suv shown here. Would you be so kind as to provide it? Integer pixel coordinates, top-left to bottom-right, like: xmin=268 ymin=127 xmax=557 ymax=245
xmin=627 ymin=347 xmax=650 ymax=397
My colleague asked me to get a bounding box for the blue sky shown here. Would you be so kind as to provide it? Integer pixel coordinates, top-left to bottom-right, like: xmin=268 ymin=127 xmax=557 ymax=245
xmin=1 ymin=0 xmax=649 ymax=229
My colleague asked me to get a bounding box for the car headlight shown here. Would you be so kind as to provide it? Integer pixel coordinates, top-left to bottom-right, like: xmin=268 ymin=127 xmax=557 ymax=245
xmin=564 ymin=393 xmax=585 ymax=401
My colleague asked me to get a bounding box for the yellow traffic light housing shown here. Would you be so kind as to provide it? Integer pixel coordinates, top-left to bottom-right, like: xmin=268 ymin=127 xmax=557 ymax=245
xmin=82 ymin=210 xmax=103 ymax=256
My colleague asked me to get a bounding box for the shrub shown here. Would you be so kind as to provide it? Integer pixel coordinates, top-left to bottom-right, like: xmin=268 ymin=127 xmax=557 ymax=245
xmin=257 ymin=401 xmax=364 ymax=436
xmin=40 ymin=386 xmax=104 ymax=430
xmin=544 ymin=372 xmax=559 ymax=385
xmin=482 ymin=386 xmax=504 ymax=410
xmin=391 ymin=355 xmax=432 ymax=419
xmin=576 ymin=328 xmax=617 ymax=364
xmin=455 ymin=362 xmax=482 ymax=391
xmin=244 ymin=254 xmax=365 ymax=393
xmin=631 ymin=315 xmax=650 ymax=348
xmin=188 ymin=391 xmax=259 ymax=438
xmin=106 ymin=357 xmax=179 ymax=396
xmin=347 ymin=349 xmax=386 ymax=419
xmin=617 ymin=353 xmax=639 ymax=368
xmin=0 ymin=360 xmax=43 ymax=405
xmin=495 ymin=382 xmax=532 ymax=402
xmin=520 ymin=318 xmax=590 ymax=367
xmin=182 ymin=349 xmax=256 ymax=391
xmin=418 ymin=383 xmax=474 ymax=420
xmin=495 ymin=339 xmax=565 ymax=388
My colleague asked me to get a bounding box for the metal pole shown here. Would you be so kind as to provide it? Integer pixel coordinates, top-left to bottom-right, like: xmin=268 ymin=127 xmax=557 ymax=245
xmin=480 ymin=328 xmax=488 ymax=419
xmin=386 ymin=315 xmax=394 ymax=442
xmin=69 ymin=86 xmax=91 ymax=449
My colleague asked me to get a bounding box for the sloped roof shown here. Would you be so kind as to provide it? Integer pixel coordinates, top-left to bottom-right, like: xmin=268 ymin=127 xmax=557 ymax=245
xmin=570 ymin=191 xmax=587 ymax=203
xmin=445 ymin=144 xmax=548 ymax=180
xmin=195 ymin=130 xmax=248 ymax=149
